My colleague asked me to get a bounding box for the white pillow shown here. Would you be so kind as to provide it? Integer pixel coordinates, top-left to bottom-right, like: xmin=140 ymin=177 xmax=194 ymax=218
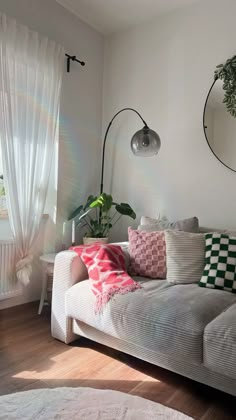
xmin=165 ymin=230 xmax=205 ymax=284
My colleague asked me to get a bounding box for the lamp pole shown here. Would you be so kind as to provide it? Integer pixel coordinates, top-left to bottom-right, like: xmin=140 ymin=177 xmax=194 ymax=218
xmin=100 ymin=108 xmax=148 ymax=195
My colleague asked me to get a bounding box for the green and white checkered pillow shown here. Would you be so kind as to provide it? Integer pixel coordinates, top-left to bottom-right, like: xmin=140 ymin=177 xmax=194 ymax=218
xmin=199 ymin=233 xmax=236 ymax=293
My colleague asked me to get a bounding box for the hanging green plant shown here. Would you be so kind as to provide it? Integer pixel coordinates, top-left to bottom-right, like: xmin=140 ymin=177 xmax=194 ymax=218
xmin=214 ymin=55 xmax=236 ymax=118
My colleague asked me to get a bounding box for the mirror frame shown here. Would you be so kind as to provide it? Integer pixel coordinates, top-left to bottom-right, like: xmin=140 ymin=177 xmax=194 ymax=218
xmin=203 ymin=77 xmax=236 ymax=173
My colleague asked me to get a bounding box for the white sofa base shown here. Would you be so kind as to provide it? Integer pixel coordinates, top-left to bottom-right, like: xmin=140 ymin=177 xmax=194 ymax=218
xmin=72 ymin=319 xmax=236 ymax=397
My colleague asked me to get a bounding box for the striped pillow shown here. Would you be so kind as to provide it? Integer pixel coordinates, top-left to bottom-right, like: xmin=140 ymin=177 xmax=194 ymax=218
xmin=165 ymin=231 xmax=205 ymax=284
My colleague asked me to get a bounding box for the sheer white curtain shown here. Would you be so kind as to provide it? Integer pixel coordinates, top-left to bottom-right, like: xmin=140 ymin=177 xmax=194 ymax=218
xmin=0 ymin=13 xmax=65 ymax=285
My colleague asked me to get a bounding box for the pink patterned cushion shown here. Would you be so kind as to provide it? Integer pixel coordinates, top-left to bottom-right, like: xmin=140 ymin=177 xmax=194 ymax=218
xmin=128 ymin=227 xmax=166 ymax=279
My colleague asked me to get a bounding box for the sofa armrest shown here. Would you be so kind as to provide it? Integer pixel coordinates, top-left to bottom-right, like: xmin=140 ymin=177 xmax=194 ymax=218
xmin=204 ymin=302 xmax=236 ymax=380
xmin=51 ymin=250 xmax=88 ymax=344
xmin=51 ymin=243 xmax=129 ymax=344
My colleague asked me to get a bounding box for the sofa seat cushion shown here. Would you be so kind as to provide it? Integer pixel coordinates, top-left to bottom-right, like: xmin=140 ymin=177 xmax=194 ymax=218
xmin=204 ymin=302 xmax=236 ymax=380
xmin=65 ymin=278 xmax=236 ymax=365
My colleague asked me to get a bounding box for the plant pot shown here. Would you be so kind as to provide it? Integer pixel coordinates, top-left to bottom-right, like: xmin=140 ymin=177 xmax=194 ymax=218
xmin=83 ymin=237 xmax=108 ymax=245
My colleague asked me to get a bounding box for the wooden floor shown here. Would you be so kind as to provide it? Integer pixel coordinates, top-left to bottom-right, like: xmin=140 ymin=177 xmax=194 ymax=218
xmin=0 ymin=302 xmax=236 ymax=420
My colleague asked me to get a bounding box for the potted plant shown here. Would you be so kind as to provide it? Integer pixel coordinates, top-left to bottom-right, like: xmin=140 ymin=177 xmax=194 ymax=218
xmin=68 ymin=193 xmax=136 ymax=244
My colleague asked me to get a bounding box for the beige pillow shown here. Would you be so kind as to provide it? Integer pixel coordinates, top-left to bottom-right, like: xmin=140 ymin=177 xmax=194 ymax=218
xmin=165 ymin=230 xmax=205 ymax=284
xmin=139 ymin=216 xmax=199 ymax=233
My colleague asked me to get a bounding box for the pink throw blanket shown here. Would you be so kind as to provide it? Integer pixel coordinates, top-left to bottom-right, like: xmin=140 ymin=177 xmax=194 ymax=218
xmin=70 ymin=243 xmax=142 ymax=314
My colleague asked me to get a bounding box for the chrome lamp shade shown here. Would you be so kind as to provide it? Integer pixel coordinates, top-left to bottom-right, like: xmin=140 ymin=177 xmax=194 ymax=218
xmin=131 ymin=126 xmax=161 ymax=157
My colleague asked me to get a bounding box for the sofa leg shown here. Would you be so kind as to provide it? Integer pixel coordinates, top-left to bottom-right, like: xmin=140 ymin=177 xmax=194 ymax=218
xmin=51 ymin=314 xmax=79 ymax=344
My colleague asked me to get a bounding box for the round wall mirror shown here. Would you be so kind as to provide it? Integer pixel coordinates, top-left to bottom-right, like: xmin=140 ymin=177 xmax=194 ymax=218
xmin=203 ymin=77 xmax=236 ymax=172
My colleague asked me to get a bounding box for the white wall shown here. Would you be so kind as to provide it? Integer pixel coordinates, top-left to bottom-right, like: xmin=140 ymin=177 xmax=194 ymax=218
xmin=211 ymin=107 xmax=236 ymax=170
xmin=0 ymin=0 xmax=104 ymax=308
xmin=103 ymin=0 xmax=236 ymax=241
xmin=204 ymin=106 xmax=214 ymax=149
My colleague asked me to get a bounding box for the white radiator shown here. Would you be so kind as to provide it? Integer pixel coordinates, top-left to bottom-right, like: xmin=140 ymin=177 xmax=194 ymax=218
xmin=0 ymin=240 xmax=20 ymax=300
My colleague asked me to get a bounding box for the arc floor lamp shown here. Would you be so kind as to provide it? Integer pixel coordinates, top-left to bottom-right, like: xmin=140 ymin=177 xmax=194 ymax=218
xmin=100 ymin=107 xmax=161 ymax=194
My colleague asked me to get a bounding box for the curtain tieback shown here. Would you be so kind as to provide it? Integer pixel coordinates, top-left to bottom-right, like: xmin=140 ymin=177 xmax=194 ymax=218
xmin=16 ymin=255 xmax=33 ymax=286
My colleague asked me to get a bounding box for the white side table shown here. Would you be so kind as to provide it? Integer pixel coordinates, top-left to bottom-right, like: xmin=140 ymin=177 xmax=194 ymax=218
xmin=38 ymin=253 xmax=57 ymax=315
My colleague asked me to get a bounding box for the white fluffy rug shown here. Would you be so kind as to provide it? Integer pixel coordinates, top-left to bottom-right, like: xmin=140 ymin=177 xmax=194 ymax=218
xmin=0 ymin=387 xmax=193 ymax=419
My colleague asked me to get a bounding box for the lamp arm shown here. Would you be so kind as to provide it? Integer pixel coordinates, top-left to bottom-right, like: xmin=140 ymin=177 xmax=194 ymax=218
xmin=100 ymin=108 xmax=148 ymax=194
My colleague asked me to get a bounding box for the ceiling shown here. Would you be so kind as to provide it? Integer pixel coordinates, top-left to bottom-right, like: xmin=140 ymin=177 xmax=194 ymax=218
xmin=56 ymin=0 xmax=201 ymax=35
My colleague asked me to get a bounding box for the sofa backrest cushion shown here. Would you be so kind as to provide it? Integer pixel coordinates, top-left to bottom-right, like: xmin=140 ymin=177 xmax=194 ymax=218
xmin=138 ymin=216 xmax=199 ymax=233
xmin=165 ymin=230 xmax=205 ymax=284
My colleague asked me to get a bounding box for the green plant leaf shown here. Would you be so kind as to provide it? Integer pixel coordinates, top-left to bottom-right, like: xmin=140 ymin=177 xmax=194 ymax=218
xmin=89 ymin=195 xmax=104 ymax=208
xmin=115 ymin=203 xmax=136 ymax=219
xmin=102 ymin=194 xmax=113 ymax=211
xmin=84 ymin=195 xmax=97 ymax=210
xmin=89 ymin=193 xmax=113 ymax=211
xmin=77 ymin=208 xmax=92 ymax=221
xmin=68 ymin=205 xmax=83 ymax=221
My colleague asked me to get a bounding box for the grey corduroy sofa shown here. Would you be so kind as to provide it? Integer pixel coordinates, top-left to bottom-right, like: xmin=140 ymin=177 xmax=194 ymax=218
xmin=51 ymin=242 xmax=236 ymax=396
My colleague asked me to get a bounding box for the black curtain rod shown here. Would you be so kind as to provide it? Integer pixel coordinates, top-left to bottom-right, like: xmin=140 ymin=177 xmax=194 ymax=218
xmin=65 ymin=53 xmax=85 ymax=73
